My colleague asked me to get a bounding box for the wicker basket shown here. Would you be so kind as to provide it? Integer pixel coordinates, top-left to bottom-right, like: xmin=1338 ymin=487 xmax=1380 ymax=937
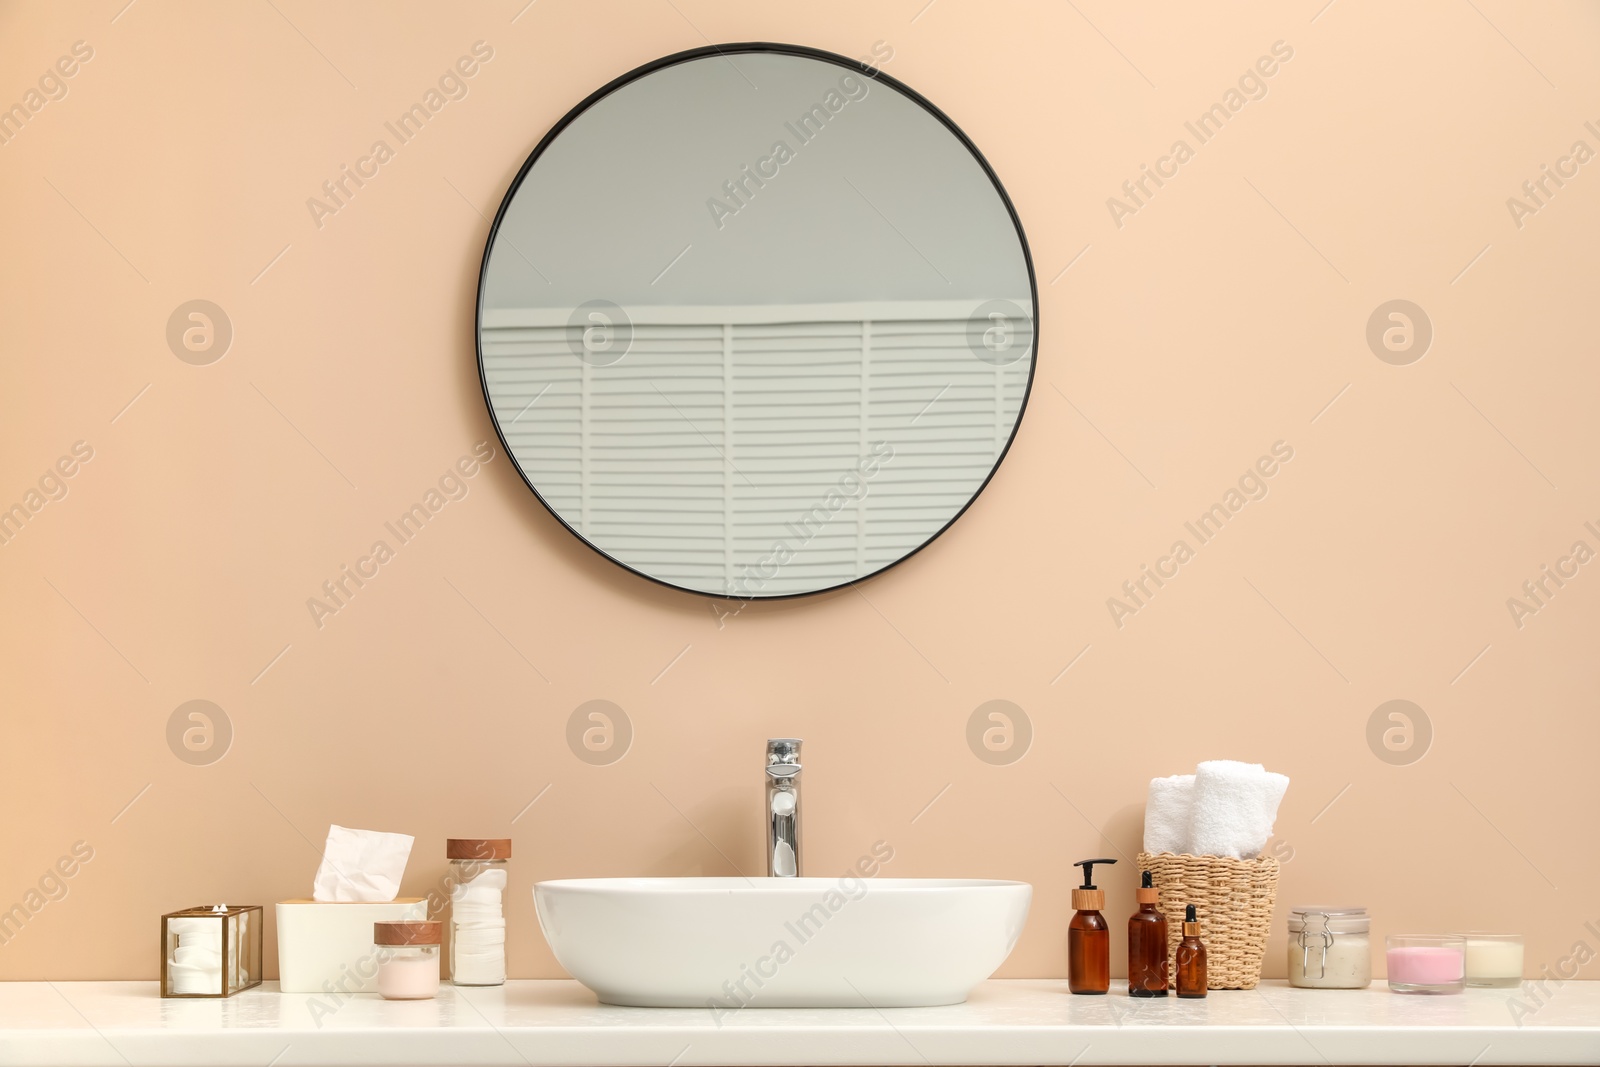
xmin=1137 ymin=851 xmax=1279 ymax=990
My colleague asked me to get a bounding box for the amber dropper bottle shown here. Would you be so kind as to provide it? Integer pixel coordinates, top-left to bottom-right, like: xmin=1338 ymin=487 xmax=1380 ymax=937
xmin=1176 ymin=904 xmax=1208 ymax=998
xmin=1068 ymin=858 xmax=1116 ymax=995
xmin=1127 ymin=871 xmax=1168 ymax=997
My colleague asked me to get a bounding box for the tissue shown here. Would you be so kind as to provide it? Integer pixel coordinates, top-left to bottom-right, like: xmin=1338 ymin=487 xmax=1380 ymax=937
xmin=312 ymin=825 xmax=414 ymax=902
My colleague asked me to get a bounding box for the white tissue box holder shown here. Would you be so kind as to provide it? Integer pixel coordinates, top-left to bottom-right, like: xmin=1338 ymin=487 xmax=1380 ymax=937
xmin=275 ymin=898 xmax=427 ymax=994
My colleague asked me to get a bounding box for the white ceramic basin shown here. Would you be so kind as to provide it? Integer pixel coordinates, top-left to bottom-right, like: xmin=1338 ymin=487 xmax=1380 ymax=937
xmin=534 ymin=876 xmax=1031 ymax=1008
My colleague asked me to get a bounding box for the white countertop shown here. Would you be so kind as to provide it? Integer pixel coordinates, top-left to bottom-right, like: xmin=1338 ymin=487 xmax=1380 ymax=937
xmin=3 ymin=979 xmax=1597 ymax=1066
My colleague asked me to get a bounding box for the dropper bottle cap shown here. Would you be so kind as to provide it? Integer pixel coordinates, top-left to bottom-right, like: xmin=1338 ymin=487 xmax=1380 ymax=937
xmin=1136 ymin=870 xmax=1159 ymax=906
xmin=1183 ymin=903 xmax=1201 ymax=936
xmin=1071 ymin=858 xmax=1117 ymax=911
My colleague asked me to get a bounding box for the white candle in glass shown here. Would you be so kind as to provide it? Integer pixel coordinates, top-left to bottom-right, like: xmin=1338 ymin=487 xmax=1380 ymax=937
xmin=1462 ymin=933 xmax=1523 ymax=987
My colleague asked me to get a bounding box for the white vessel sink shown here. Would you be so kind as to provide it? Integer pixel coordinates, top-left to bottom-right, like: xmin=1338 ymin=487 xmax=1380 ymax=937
xmin=534 ymin=877 xmax=1031 ymax=1008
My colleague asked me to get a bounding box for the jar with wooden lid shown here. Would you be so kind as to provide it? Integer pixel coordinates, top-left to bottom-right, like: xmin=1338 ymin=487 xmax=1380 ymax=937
xmin=447 ymin=838 xmax=510 ymax=986
xmin=374 ymin=920 xmax=441 ymax=1000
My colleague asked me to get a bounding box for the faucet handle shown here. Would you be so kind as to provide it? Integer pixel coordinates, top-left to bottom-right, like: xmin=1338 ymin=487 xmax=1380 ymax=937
xmin=766 ymin=738 xmax=802 ymax=777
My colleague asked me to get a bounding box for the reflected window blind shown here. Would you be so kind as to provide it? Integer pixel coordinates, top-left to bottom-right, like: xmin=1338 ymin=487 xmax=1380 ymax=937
xmin=482 ymin=301 xmax=1030 ymax=595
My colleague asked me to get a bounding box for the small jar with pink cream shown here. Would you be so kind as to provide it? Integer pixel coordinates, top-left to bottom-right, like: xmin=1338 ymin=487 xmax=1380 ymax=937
xmin=374 ymin=920 xmax=442 ymax=1000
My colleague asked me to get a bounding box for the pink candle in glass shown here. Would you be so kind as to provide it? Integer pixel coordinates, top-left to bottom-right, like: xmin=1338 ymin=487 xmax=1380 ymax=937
xmin=1385 ymin=936 xmax=1465 ymax=992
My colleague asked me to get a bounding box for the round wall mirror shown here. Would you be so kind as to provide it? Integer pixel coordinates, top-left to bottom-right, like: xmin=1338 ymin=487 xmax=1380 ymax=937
xmin=477 ymin=43 xmax=1036 ymax=598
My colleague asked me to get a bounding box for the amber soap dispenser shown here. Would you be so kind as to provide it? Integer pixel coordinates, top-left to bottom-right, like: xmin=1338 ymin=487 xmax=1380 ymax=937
xmin=1176 ymin=904 xmax=1208 ymax=998
xmin=1068 ymin=858 xmax=1117 ymax=995
xmin=1127 ymin=870 xmax=1168 ymax=997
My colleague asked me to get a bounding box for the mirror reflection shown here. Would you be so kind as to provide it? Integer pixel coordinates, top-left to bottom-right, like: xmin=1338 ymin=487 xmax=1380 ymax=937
xmin=479 ymin=46 xmax=1035 ymax=597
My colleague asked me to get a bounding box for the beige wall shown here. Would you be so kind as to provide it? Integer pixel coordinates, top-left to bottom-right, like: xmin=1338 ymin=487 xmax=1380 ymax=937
xmin=2 ymin=0 xmax=1598 ymax=986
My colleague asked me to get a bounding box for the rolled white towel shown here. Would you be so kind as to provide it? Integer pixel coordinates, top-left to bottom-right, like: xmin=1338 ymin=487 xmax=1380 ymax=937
xmin=1142 ymin=774 xmax=1195 ymax=855
xmin=1188 ymin=759 xmax=1289 ymax=860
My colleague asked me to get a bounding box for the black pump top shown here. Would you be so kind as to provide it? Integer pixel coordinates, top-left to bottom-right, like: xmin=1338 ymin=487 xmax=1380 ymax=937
xmin=1141 ymin=871 xmax=1153 ymax=889
xmin=1185 ymin=904 xmax=1197 ymax=922
xmin=1073 ymin=857 xmax=1117 ymax=889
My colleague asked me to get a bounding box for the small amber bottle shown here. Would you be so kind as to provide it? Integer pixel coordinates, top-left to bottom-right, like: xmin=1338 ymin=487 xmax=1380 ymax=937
xmin=1127 ymin=871 xmax=1168 ymax=997
xmin=1176 ymin=904 xmax=1208 ymax=998
xmin=1068 ymin=858 xmax=1116 ymax=995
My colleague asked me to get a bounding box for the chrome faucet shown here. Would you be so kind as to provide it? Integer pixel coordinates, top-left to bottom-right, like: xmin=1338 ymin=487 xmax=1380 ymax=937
xmin=765 ymin=739 xmax=802 ymax=877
